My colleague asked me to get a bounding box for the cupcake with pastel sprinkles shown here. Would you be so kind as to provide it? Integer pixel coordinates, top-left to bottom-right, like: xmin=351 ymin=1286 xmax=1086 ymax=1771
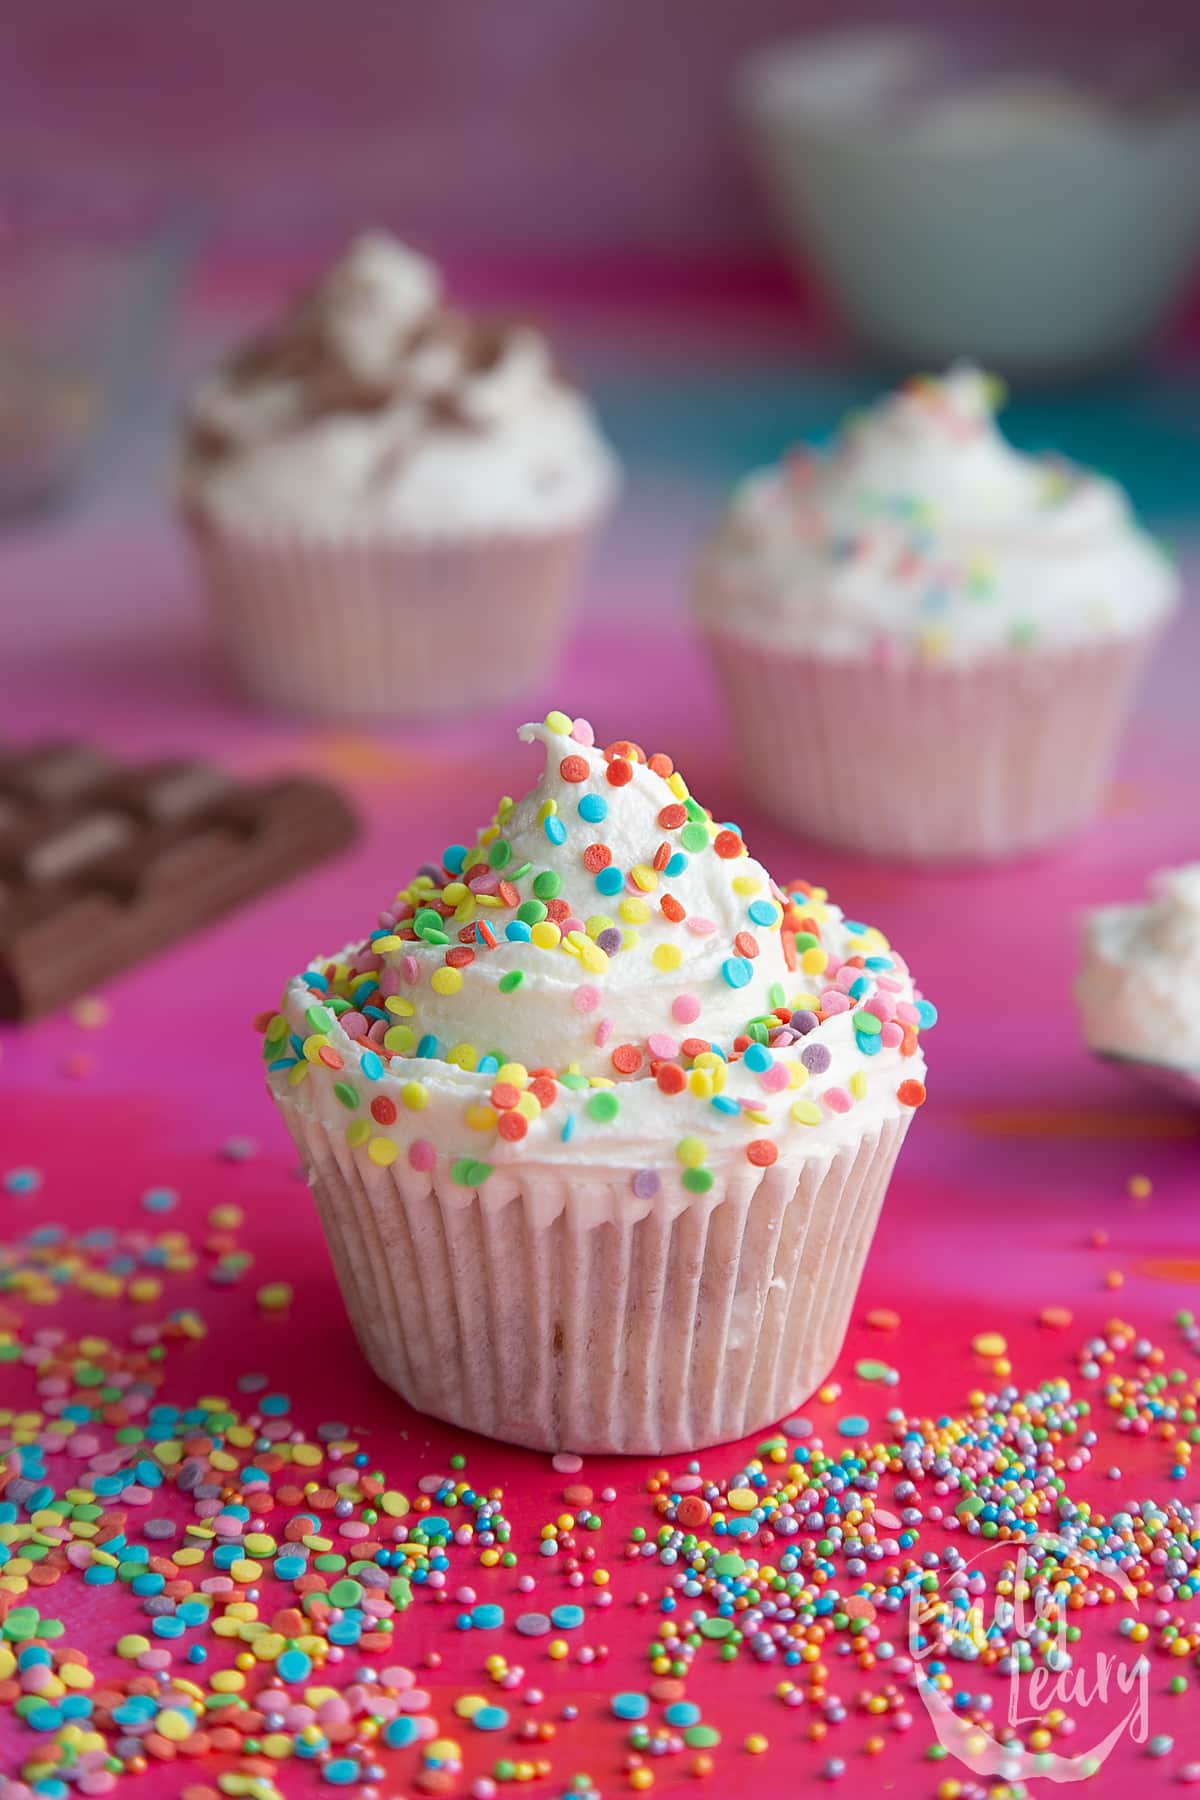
xmin=260 ymin=709 xmax=935 ymax=1453
xmin=1077 ymin=863 xmax=1200 ymax=1106
xmin=694 ymin=365 xmax=1178 ymax=863
xmin=181 ymin=231 xmax=619 ymax=719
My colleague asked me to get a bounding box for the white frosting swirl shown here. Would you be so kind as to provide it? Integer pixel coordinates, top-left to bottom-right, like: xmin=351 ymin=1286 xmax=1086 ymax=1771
xmin=264 ymin=714 xmax=935 ymax=1191
xmin=694 ymin=365 xmax=1177 ymax=663
xmin=183 ymin=232 xmax=619 ymax=538
xmin=1077 ymin=865 xmax=1200 ymax=1071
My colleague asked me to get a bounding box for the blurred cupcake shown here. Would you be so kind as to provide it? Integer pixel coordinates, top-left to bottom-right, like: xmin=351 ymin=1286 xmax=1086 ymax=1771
xmin=694 ymin=366 xmax=1177 ymax=863
xmin=261 ymin=708 xmax=935 ymax=1453
xmin=181 ymin=232 xmax=619 ymax=720
xmin=1077 ymin=864 xmax=1200 ymax=1105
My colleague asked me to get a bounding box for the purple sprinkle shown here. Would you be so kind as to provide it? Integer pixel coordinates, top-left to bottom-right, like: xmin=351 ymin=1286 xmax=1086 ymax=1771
xmin=515 ymin=1612 xmax=552 ymax=1637
xmin=631 ymin=1169 xmax=661 ymax=1200
xmin=790 ymin=1010 xmax=819 ymax=1035
xmin=596 ymin=928 xmax=622 ymax=955
xmin=143 ymin=1519 xmax=177 ymax=1540
xmin=801 ymin=1042 xmax=831 ymax=1074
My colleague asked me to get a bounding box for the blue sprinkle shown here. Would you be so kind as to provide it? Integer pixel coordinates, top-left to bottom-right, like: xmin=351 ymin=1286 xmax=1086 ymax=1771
xmin=743 ymin=1043 xmax=772 ymax=1073
xmin=505 ymin=921 xmax=532 ymax=942
xmin=612 ymin=1692 xmax=649 ymax=1720
xmin=710 ymin=1095 xmax=740 ymax=1115
xmin=477 ymin=1055 xmax=499 ymax=1076
xmin=384 ymin=1717 xmax=420 ymax=1749
xmin=550 ymin=1603 xmax=585 ymax=1630
xmin=721 ymin=957 xmax=753 ymax=990
xmin=847 ymin=976 xmax=871 ymax=998
xmin=302 ymin=969 xmax=330 ymax=991
xmin=416 ymin=1034 xmax=438 ymax=1059
xmin=855 ymin=1032 xmax=882 ymax=1057
xmin=3 ymin=1167 xmax=42 ymax=1195
xmin=864 ymin=955 xmax=894 ymax=970
xmin=442 ymin=845 xmax=467 ymax=873
xmin=578 ymin=794 xmax=608 ymax=823
xmin=278 ymin=1648 xmax=311 ymax=1682
xmin=322 ymin=1759 xmax=360 ymax=1786
xmin=473 ymin=1704 xmax=509 ymax=1731
xmin=544 ymin=815 xmax=567 ymax=845
xmin=665 ymin=852 xmax=688 ymax=877
xmin=140 ymin=1187 xmax=178 ymax=1213
xmin=916 ymin=999 xmax=938 ymax=1028
xmin=665 ymin=1700 xmax=701 ymax=1726
xmin=594 ymin=866 xmax=624 ymax=896
xmin=260 ymin=1393 xmax=291 ymax=1417
xmin=360 ymin=1051 xmax=383 ymax=1081
xmin=152 ymin=1616 xmax=185 ymax=1639
xmin=838 ymin=1414 xmax=870 ymax=1438
xmin=26 ymin=1705 xmax=63 ymax=1732
xmin=561 ymin=1114 xmax=577 ymax=1144
xmin=747 ymin=900 xmax=777 ymax=927
xmin=471 ymin=1603 xmax=505 ymax=1630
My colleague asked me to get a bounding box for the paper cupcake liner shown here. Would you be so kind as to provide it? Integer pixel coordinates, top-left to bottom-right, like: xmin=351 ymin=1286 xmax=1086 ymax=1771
xmin=189 ymin=517 xmax=598 ymax=721
xmin=704 ymin=628 xmax=1161 ymax=864
xmin=278 ymin=1104 xmax=910 ymax=1455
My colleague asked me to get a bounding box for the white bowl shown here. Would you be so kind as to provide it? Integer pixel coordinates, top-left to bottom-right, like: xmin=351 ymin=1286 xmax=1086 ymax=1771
xmin=737 ymin=29 xmax=1200 ymax=374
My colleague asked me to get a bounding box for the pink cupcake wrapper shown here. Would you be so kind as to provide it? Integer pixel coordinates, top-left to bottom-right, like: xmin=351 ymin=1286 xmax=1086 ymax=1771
xmin=190 ymin=519 xmax=598 ymax=721
xmin=279 ymin=1103 xmax=910 ymax=1455
xmin=704 ymin=628 xmax=1162 ymax=864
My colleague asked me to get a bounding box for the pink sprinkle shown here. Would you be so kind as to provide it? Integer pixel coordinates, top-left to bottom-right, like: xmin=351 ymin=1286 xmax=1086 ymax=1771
xmin=409 ymin=1139 xmax=436 ymax=1172
xmin=136 ymin=1649 xmax=171 ymax=1671
xmin=380 ymin=1666 xmax=416 ymax=1690
xmin=368 ymin=1019 xmax=388 ymax=1044
xmin=339 ymin=1011 xmax=369 ymax=1039
xmin=201 ymin=1576 xmax=235 ymax=1594
xmin=686 ymin=916 xmax=716 ymax=936
xmin=339 ymin=1521 xmax=369 ymax=1539
xmin=552 ymin=1452 xmax=583 ymax=1474
xmin=673 ymin=1474 xmax=704 ymax=1493
xmin=759 ymin=1063 xmax=790 ymax=1093
xmin=594 ymin=1017 xmax=614 ymax=1048
xmin=863 ymin=994 xmax=895 ymax=1023
xmin=824 ymin=1087 xmax=853 ymax=1113
xmin=835 ymin=965 xmax=858 ymax=991
xmin=561 ymin=914 xmax=585 ymax=937
xmin=572 ymin=984 xmax=601 ymax=1014
xmin=398 ymin=1689 xmax=434 ymax=1714
xmin=379 ymin=966 xmax=402 ymax=997
xmin=571 ymin=717 xmax=595 ymax=746
xmin=820 ymin=991 xmax=851 ymax=1015
xmin=671 ymin=994 xmax=700 ymax=1024
xmin=401 ymin=954 xmax=420 ymax=985
xmin=880 ymin=1022 xmax=903 ymax=1049
xmin=895 ymin=1001 xmax=919 ymax=1026
xmin=469 ymin=872 xmax=500 ymax=895
xmin=647 ymin=1033 xmax=679 ymax=1060
xmin=419 ymin=1474 xmax=448 ymax=1493
xmin=67 ymin=1434 xmax=100 ymax=1457
xmin=877 ymin=975 xmax=903 ymax=993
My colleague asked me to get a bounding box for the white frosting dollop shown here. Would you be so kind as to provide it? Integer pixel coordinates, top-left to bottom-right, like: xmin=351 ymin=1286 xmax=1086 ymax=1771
xmin=263 ymin=713 xmax=935 ymax=1193
xmin=694 ymin=365 xmax=1178 ymax=663
xmin=183 ymin=232 xmax=619 ymax=538
xmin=1076 ymin=864 xmax=1200 ymax=1070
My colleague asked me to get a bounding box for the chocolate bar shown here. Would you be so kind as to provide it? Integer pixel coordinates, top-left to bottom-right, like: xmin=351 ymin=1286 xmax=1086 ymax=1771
xmin=0 ymin=743 xmax=356 ymax=1020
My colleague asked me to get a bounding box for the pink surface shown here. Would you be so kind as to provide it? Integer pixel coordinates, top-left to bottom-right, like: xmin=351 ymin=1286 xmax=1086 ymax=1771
xmin=2 ymin=380 xmax=1200 ymax=1792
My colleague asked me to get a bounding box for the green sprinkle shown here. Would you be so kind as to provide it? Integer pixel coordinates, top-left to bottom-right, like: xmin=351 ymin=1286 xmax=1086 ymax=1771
xmin=587 ymin=1092 xmax=620 ymax=1123
xmin=682 ymin=1167 xmax=714 ymax=1194
xmin=532 ymin=870 xmax=562 ymax=900
xmin=680 ymin=823 xmax=709 ymax=853
xmin=333 ymin=1082 xmax=359 ymax=1110
xmin=498 ymin=970 xmax=524 ymax=994
xmin=488 ymin=839 xmax=512 ymax=869
xmin=305 ymin=1005 xmax=334 ymax=1033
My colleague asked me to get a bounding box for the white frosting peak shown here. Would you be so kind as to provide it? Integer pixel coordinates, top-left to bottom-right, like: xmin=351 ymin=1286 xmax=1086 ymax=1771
xmin=1077 ymin=864 xmax=1200 ymax=1069
xmin=695 ymin=365 xmax=1178 ymax=663
xmin=183 ymin=232 xmax=618 ymax=538
xmin=264 ymin=713 xmax=935 ymax=1189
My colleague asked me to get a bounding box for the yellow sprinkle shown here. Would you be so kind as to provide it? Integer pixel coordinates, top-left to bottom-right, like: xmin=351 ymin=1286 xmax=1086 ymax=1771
xmin=384 ymin=995 xmax=415 ymax=1017
xmin=530 ymin=921 xmax=561 ymax=949
xmin=578 ymin=941 xmax=608 ymax=974
xmin=466 ymin=1105 xmax=497 ymax=1133
xmin=787 ymin=1064 xmax=809 ymax=1089
xmin=155 ymin=1708 xmax=194 ymax=1741
xmin=497 ymin=1063 xmax=528 ymax=1088
xmin=368 ymin=1137 xmax=398 ymax=1167
xmin=619 ymin=897 xmax=651 ymax=924
xmin=380 ymin=1490 xmax=409 ymax=1517
xmin=446 ymin=1042 xmax=478 ymax=1072
xmin=346 ymin=1119 xmax=371 ymax=1148
xmin=210 ymin=1669 xmax=246 ymax=1693
xmin=791 ymin=1101 xmax=822 ymax=1126
xmin=383 ymin=1025 xmax=415 ymax=1053
xmin=651 ymin=943 xmax=682 ymax=974
xmin=1129 ymin=1173 xmax=1152 ymax=1199
xmin=667 ymin=772 xmax=688 ymax=800
xmin=972 ymin=1331 xmax=1007 ymax=1358
xmin=371 ymin=935 xmax=402 ymax=953
xmin=675 ymin=1136 xmax=707 ymax=1169
xmin=455 ymin=1694 xmax=487 ymax=1718
xmin=291 ymin=1443 xmax=323 ymax=1467
xmin=230 ymin=1558 xmax=263 ymax=1583
xmin=544 ymin=709 xmax=573 ymax=734
xmin=401 ymin=1081 xmax=429 ymax=1111
xmin=800 ymin=947 xmax=828 ymax=976
xmin=256 ymin=1283 xmax=292 ymax=1312
xmin=116 ymin=1634 xmax=150 ymax=1659
xmin=689 ymin=1069 xmax=714 ymax=1100
xmin=431 ymin=966 xmax=462 ymax=996
xmin=727 ymin=1488 xmax=756 ymax=1513
xmin=286 ymin=1063 xmax=308 ymax=1088
xmin=630 ymin=864 xmax=657 ymax=892
xmin=515 ymin=1091 xmax=541 ymax=1122
xmin=849 ymin=1070 xmax=868 ymax=1100
xmin=732 ymin=875 xmax=762 ymax=896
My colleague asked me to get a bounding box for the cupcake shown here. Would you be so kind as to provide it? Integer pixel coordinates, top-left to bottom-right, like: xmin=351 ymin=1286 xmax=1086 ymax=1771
xmin=694 ymin=366 xmax=1178 ymax=863
xmin=260 ymin=708 xmax=935 ymax=1453
xmin=1076 ymin=864 xmax=1200 ymax=1105
xmin=181 ymin=232 xmax=619 ymax=720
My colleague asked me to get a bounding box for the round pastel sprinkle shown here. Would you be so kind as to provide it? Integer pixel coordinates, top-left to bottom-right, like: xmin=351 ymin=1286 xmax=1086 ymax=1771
xmin=612 ymin=1691 xmax=649 ymax=1720
xmin=631 ymin=1169 xmax=661 ymax=1200
xmin=549 ymin=1604 xmax=584 ymax=1630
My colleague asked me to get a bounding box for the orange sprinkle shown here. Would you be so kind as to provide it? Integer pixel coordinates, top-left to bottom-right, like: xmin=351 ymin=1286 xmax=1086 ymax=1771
xmin=559 ymin=755 xmax=590 ymax=783
xmin=607 ymin=757 xmax=634 ymax=787
xmin=746 ymin=1139 xmax=778 ymax=1168
xmin=611 ymin=1043 xmax=644 ymax=1076
xmin=497 ymin=1111 xmax=528 ymax=1142
xmin=583 ymin=844 xmax=612 ymax=873
xmin=656 ymin=1064 xmax=686 ymax=1095
xmin=661 ymin=894 xmax=686 ymax=922
xmin=647 ymin=753 xmax=673 ymax=777
xmin=733 ymin=931 xmax=759 ymax=959
xmin=713 ymin=830 xmax=744 ymax=859
xmin=658 ymin=804 xmax=688 ymax=830
xmin=897 ymin=1079 xmax=926 ymax=1107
